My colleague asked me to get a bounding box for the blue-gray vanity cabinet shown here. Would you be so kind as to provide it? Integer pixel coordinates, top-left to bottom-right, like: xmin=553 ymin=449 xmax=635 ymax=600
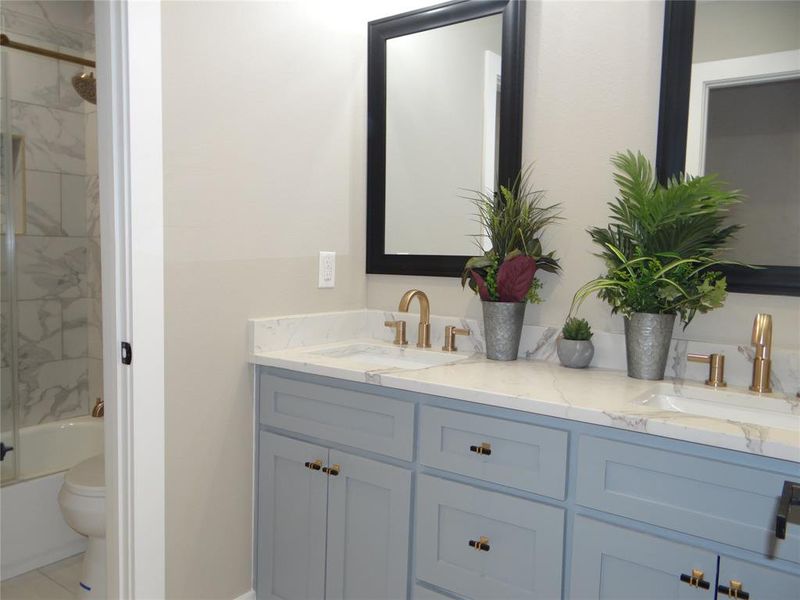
xmin=415 ymin=474 xmax=564 ymax=600
xmin=324 ymin=449 xmax=411 ymax=600
xmin=257 ymin=433 xmax=329 ymax=600
xmin=569 ymin=517 xmax=717 ymax=599
xmin=259 ymin=372 xmax=415 ymax=460
xmin=419 ymin=406 xmax=568 ymax=499
xmin=257 ymin=431 xmax=411 ymax=600
xmin=413 ymin=584 xmax=455 ymax=600
xmin=717 ymin=556 xmax=800 ymax=600
xmin=576 ymin=436 xmax=800 ymax=565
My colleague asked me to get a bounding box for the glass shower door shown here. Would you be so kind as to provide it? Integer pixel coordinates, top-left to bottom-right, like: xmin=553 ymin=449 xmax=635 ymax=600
xmin=1 ymin=45 xmax=20 ymax=484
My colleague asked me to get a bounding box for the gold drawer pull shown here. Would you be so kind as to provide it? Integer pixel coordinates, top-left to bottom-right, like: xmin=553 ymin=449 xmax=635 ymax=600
xmin=718 ymin=580 xmax=749 ymax=599
xmin=680 ymin=569 xmax=710 ymax=590
xmin=322 ymin=464 xmax=340 ymax=476
xmin=304 ymin=459 xmax=322 ymax=471
xmin=468 ymin=536 xmax=490 ymax=552
xmin=469 ymin=442 xmax=491 ymax=456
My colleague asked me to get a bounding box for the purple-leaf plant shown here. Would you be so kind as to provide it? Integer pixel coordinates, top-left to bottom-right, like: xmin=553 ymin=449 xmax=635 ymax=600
xmin=471 ymin=255 xmax=538 ymax=302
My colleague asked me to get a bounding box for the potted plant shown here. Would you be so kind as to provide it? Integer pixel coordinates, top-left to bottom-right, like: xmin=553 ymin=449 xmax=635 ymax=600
xmin=462 ymin=169 xmax=561 ymax=360
xmin=571 ymin=151 xmax=743 ymax=380
xmin=557 ymin=317 xmax=594 ymax=368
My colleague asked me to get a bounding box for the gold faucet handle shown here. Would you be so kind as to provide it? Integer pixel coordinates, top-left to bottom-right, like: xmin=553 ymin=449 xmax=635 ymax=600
xmin=443 ymin=325 xmax=470 ymax=352
xmin=688 ymin=353 xmax=726 ymax=387
xmin=384 ymin=320 xmax=408 ymax=346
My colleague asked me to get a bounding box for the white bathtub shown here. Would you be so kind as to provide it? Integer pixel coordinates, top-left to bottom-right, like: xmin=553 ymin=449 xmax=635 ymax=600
xmin=1 ymin=416 xmax=104 ymax=580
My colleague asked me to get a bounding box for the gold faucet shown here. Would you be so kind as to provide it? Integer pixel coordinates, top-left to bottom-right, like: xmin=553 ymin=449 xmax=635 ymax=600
xmin=750 ymin=313 xmax=772 ymax=393
xmin=398 ymin=289 xmax=431 ymax=348
xmin=91 ymin=397 xmax=104 ymax=418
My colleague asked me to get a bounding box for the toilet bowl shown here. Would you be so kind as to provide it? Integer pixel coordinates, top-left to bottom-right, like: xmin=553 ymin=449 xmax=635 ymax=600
xmin=58 ymin=454 xmax=105 ymax=599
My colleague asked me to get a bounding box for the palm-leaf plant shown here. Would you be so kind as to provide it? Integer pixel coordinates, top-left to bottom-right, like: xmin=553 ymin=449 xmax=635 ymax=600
xmin=461 ymin=167 xmax=562 ymax=303
xmin=570 ymin=151 xmax=743 ymax=327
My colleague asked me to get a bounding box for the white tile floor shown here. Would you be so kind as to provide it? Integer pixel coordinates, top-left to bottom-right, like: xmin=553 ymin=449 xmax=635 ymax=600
xmin=1 ymin=554 xmax=82 ymax=599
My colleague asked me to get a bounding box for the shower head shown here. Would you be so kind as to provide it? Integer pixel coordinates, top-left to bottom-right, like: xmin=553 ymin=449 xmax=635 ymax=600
xmin=71 ymin=72 xmax=96 ymax=105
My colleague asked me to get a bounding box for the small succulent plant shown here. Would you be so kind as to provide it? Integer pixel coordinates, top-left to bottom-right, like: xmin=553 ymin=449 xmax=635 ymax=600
xmin=561 ymin=317 xmax=593 ymax=341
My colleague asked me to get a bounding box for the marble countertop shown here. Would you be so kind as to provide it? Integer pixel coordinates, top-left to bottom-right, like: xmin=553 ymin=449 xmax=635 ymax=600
xmin=251 ymin=339 xmax=800 ymax=464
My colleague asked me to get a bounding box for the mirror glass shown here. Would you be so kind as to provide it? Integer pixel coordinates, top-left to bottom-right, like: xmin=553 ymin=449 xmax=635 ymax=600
xmin=384 ymin=14 xmax=503 ymax=256
xmin=688 ymin=1 xmax=800 ymax=267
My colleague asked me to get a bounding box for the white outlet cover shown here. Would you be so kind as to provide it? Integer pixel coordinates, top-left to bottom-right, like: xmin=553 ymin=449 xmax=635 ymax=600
xmin=318 ymin=251 xmax=335 ymax=288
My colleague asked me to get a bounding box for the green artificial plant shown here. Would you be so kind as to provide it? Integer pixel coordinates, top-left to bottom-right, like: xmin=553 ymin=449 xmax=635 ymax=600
xmin=571 ymin=151 xmax=745 ymax=327
xmin=462 ymin=168 xmax=562 ymax=303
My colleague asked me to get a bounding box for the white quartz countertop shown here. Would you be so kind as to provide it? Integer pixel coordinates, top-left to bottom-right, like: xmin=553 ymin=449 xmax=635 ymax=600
xmin=250 ymin=339 xmax=800 ymax=463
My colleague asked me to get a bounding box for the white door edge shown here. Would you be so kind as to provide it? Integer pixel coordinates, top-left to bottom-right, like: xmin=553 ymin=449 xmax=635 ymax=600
xmin=96 ymin=1 xmax=165 ymax=598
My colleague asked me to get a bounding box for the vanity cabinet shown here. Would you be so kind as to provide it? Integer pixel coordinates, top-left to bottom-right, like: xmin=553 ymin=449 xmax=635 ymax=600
xmin=570 ymin=517 xmax=717 ymax=599
xmin=717 ymin=556 xmax=800 ymax=600
xmin=570 ymin=518 xmax=800 ymax=600
xmin=416 ymin=474 xmax=564 ymax=600
xmin=576 ymin=436 xmax=800 ymax=565
xmin=257 ymin=431 xmax=411 ymax=600
xmin=419 ymin=406 xmax=568 ymax=499
xmin=255 ymin=369 xmax=800 ymax=600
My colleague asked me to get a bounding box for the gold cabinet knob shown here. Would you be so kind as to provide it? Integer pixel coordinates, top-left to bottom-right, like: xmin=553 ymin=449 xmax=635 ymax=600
xmin=680 ymin=568 xmax=710 ymax=590
xmin=469 ymin=442 xmax=491 ymax=456
xmin=304 ymin=459 xmax=322 ymax=471
xmin=718 ymin=580 xmax=749 ymax=599
xmin=322 ymin=464 xmax=340 ymax=476
xmin=468 ymin=536 xmax=490 ymax=551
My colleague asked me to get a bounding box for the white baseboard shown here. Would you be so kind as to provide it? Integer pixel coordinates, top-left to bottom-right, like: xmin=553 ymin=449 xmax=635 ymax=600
xmin=233 ymin=590 xmax=255 ymax=600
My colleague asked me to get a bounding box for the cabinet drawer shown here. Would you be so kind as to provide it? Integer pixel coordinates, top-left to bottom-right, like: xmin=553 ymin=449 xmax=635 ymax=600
xmin=259 ymin=373 xmax=414 ymax=460
xmin=718 ymin=555 xmax=800 ymax=600
xmin=413 ymin=583 xmax=458 ymax=600
xmin=576 ymin=436 xmax=800 ymax=564
xmin=416 ymin=474 xmax=564 ymax=600
xmin=420 ymin=406 xmax=568 ymax=499
xmin=570 ymin=516 xmax=717 ymax=599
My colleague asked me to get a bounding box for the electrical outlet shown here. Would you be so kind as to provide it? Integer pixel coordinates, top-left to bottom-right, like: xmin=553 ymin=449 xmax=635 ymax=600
xmin=318 ymin=251 xmax=335 ymax=288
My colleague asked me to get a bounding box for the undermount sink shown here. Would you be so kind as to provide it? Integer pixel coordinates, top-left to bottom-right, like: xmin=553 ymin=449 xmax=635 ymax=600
xmin=310 ymin=342 xmax=469 ymax=370
xmin=634 ymin=382 xmax=800 ymax=431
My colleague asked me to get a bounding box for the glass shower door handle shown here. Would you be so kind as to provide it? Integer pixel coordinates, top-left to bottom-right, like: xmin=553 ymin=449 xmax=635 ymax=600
xmin=0 ymin=442 xmax=14 ymax=461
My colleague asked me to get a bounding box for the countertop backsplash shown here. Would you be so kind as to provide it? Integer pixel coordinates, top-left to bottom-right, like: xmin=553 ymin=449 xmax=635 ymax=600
xmin=249 ymin=309 xmax=799 ymax=395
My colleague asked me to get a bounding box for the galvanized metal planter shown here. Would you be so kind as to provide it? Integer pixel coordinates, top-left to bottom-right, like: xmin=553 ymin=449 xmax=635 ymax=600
xmin=556 ymin=338 xmax=595 ymax=369
xmin=482 ymin=301 xmax=526 ymax=361
xmin=624 ymin=313 xmax=676 ymax=380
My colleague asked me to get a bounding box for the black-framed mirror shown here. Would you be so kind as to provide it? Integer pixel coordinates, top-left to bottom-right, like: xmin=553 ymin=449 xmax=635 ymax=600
xmin=657 ymin=0 xmax=800 ymax=296
xmin=366 ymin=0 xmax=526 ymax=277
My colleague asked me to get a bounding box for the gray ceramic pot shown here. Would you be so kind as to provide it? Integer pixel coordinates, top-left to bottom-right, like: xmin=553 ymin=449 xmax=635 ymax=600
xmin=482 ymin=301 xmax=526 ymax=361
xmin=624 ymin=312 xmax=676 ymax=380
xmin=556 ymin=338 xmax=594 ymax=369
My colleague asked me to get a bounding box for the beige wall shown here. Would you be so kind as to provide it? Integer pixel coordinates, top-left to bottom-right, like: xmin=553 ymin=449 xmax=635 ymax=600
xmin=368 ymin=0 xmax=800 ymax=350
xmin=161 ymin=0 xmax=387 ymax=596
xmin=161 ymin=1 xmax=439 ymax=597
xmin=162 ymin=1 xmax=800 ymax=598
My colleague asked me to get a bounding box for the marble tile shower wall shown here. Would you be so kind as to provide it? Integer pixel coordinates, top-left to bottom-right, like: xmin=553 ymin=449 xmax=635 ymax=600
xmin=1 ymin=2 xmax=102 ymax=427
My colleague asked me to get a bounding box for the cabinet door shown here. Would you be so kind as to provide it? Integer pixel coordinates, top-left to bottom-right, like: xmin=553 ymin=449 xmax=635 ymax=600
xmin=257 ymin=433 xmax=329 ymax=600
xmin=325 ymin=450 xmax=411 ymax=600
xmin=570 ymin=517 xmax=717 ymax=599
xmin=416 ymin=474 xmax=564 ymax=600
xmin=718 ymin=556 xmax=800 ymax=600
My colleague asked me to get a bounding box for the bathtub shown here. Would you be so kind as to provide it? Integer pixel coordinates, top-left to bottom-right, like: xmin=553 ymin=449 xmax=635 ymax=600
xmin=1 ymin=416 xmax=104 ymax=580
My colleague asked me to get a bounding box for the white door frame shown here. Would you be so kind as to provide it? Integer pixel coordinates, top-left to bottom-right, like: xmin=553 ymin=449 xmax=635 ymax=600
xmin=96 ymin=1 xmax=165 ymax=598
xmin=686 ymin=49 xmax=800 ymax=176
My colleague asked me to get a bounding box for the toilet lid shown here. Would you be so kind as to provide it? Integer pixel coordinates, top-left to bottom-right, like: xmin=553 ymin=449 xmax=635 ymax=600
xmin=64 ymin=454 xmax=105 ymax=497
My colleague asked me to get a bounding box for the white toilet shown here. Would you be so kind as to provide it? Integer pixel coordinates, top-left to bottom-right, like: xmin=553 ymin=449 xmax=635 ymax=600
xmin=58 ymin=454 xmax=106 ymax=599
